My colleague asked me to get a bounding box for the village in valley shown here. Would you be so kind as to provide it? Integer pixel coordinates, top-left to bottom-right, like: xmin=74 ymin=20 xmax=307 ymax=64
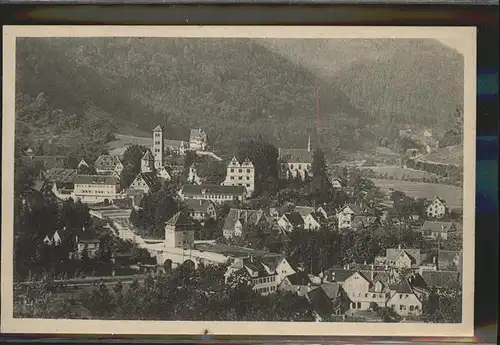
xmin=15 ymin=120 xmax=464 ymax=323
xmin=12 ymin=36 xmax=466 ymax=324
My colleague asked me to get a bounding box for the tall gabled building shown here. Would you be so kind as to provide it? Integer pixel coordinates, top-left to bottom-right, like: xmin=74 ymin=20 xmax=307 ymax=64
xmin=222 ymin=157 xmax=255 ymax=197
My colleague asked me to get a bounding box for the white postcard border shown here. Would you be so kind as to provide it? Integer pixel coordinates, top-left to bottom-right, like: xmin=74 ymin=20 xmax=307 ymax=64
xmin=1 ymin=25 xmax=476 ymax=337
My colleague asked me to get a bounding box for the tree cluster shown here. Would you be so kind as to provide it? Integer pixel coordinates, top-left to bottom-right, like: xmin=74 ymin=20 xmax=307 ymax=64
xmin=73 ymin=263 xmax=315 ymax=321
xmin=129 ymin=183 xmax=180 ymax=239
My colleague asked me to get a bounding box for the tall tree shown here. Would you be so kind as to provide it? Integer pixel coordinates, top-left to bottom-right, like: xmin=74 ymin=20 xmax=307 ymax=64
xmin=236 ymin=138 xmax=279 ymax=196
xmin=120 ymin=145 xmax=148 ymax=189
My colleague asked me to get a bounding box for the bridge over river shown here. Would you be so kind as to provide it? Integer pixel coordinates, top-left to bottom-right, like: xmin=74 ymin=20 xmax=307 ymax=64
xmin=93 ymin=207 xmax=272 ymax=271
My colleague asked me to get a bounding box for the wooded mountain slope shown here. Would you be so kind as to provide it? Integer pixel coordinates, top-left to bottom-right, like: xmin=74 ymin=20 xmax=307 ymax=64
xmin=16 ymin=38 xmax=373 ymax=153
xmin=260 ymin=38 xmax=464 ymax=140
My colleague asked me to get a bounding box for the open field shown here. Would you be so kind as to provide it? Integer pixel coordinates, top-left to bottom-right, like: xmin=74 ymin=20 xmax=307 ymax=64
xmin=360 ymin=166 xmax=438 ymax=180
xmin=371 ymin=178 xmax=463 ymax=209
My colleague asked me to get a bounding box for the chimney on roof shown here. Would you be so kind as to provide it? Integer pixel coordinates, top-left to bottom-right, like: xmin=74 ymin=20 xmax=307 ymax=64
xmin=398 ymin=244 xmax=401 ymax=250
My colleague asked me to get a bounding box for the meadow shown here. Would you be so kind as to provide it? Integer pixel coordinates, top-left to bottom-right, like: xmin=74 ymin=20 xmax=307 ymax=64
xmin=371 ymin=178 xmax=463 ymax=209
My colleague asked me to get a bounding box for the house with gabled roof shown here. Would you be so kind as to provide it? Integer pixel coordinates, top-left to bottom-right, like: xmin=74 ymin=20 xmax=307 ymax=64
xmin=418 ymin=221 xmax=458 ymax=241
xmin=278 ymin=270 xmax=312 ymax=297
xmin=303 ymin=212 xmax=323 ymax=230
xmin=129 ymin=172 xmax=159 ymax=194
xmin=307 ymin=282 xmax=350 ymax=320
xmin=140 ymin=149 xmax=156 ymax=174
xmin=380 ymin=245 xmax=422 ymax=270
xmin=184 ymin=199 xmax=217 ymax=222
xmin=222 ymin=208 xmax=266 ymax=239
xmin=224 ymin=254 xmax=294 ymax=295
xmin=277 ymin=212 xmax=305 ymax=233
xmin=94 ymin=155 xmax=123 ymax=176
xmin=342 ymin=271 xmax=392 ymax=311
xmin=78 ymin=159 xmax=89 ymax=169
xmin=386 ymin=273 xmax=429 ymax=317
xmin=337 ymin=203 xmax=364 ymax=229
xmin=425 ymin=196 xmax=448 ymax=219
xmin=316 ymin=204 xmax=337 ymax=220
xmin=351 ymin=215 xmax=379 ymax=231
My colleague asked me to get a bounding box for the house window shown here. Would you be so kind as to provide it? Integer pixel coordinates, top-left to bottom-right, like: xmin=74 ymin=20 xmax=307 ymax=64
xmin=372 ymin=294 xmax=376 ymax=298
xmin=391 ymin=304 xmax=395 ymax=310
xmin=246 ymin=184 xmax=250 ymax=187
xmin=357 ymin=302 xmax=361 ymax=309
xmin=247 ymin=176 xmax=250 ymax=180
xmin=230 ymin=176 xmax=234 ymax=180
xmin=238 ymin=169 xmax=242 ymax=173
xmin=290 ymin=164 xmax=294 ymax=169
xmin=238 ymin=176 xmax=242 ymax=180
xmin=351 ymin=302 xmax=356 ymax=309
xmin=409 ymin=305 xmax=414 ymax=311
xmin=400 ymin=305 xmax=406 ymax=310
xmin=298 ymin=164 xmax=301 ymax=170
xmin=399 ymin=294 xmax=403 ymax=299
xmin=230 ymin=169 xmax=234 ymax=172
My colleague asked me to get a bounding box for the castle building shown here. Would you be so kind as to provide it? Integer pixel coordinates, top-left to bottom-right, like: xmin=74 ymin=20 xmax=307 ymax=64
xmin=189 ymin=128 xmax=208 ymax=151
xmin=164 ymin=211 xmax=195 ymax=249
xmin=141 ymin=149 xmax=156 ymax=173
xmin=222 ymin=157 xmax=255 ymax=197
xmin=153 ymin=125 xmax=164 ymax=169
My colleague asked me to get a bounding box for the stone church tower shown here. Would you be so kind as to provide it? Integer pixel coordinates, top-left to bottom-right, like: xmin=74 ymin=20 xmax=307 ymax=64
xmin=153 ymin=125 xmax=164 ymax=169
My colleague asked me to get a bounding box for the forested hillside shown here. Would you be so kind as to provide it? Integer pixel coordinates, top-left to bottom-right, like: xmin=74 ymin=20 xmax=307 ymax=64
xmin=260 ymin=38 xmax=464 ymax=140
xmin=16 ymin=38 xmax=373 ymax=154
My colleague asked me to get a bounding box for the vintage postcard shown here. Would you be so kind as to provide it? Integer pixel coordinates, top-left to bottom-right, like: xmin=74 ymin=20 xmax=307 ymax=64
xmin=2 ymin=26 xmax=476 ymax=337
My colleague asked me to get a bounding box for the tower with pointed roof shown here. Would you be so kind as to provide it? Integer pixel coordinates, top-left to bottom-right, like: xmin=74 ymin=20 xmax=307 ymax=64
xmin=164 ymin=211 xmax=195 ymax=248
xmin=141 ymin=149 xmax=155 ymax=173
xmin=152 ymin=125 xmax=164 ymax=169
xmin=222 ymin=157 xmax=255 ymax=197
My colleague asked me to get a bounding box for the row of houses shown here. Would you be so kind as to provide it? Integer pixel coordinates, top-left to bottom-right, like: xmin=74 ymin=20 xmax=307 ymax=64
xmin=224 ymin=246 xmax=462 ymax=320
xmin=220 ymin=201 xmax=461 ymax=241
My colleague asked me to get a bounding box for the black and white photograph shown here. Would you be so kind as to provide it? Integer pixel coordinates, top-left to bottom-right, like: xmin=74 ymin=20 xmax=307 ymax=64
xmin=1 ymin=26 xmax=476 ymax=337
